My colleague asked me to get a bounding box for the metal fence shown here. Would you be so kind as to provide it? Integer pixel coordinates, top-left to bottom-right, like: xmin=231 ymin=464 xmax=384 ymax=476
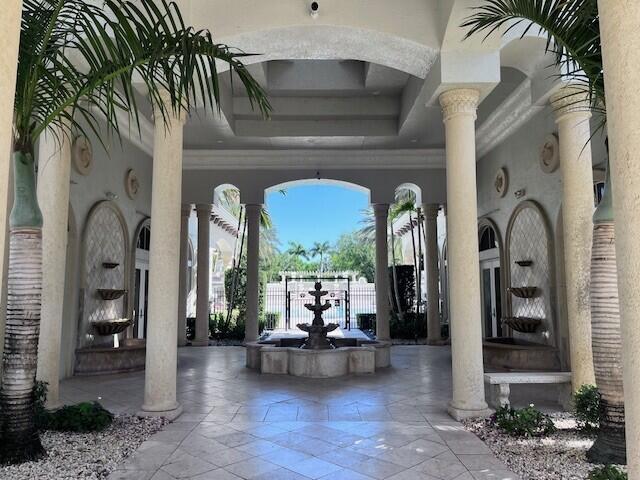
xmin=212 ymin=280 xmax=377 ymax=331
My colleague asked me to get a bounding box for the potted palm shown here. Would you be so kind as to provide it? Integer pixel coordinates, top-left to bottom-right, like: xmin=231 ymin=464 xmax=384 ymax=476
xmin=463 ymin=0 xmax=624 ymax=464
xmin=1 ymin=0 xmax=269 ymax=463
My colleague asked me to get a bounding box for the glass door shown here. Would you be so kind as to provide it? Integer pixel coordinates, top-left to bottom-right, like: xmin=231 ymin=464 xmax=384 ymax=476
xmin=480 ymin=259 xmax=502 ymax=338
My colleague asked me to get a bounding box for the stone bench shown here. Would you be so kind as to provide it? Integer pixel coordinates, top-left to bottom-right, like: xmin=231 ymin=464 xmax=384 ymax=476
xmin=484 ymin=372 xmax=572 ymax=410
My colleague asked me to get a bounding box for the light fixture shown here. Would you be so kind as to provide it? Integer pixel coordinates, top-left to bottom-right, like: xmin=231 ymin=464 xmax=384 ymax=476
xmin=105 ymin=191 xmax=118 ymax=200
xmin=514 ymin=188 xmax=526 ymax=199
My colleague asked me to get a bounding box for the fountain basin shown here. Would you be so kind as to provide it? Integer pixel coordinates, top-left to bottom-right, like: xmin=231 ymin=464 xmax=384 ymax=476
xmin=246 ymin=339 xmax=390 ymax=377
xmin=483 ymin=337 xmax=561 ymax=371
xmin=74 ymin=339 xmax=146 ymax=375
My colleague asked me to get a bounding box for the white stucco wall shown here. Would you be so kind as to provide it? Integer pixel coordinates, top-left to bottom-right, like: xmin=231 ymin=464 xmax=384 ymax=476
xmin=475 ymin=106 xmax=607 ymax=369
xmin=57 ymin=128 xmax=153 ymax=379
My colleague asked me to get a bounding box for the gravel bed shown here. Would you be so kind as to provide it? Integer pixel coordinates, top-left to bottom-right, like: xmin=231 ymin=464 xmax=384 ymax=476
xmin=0 ymin=415 xmax=168 ymax=480
xmin=463 ymin=413 xmax=626 ymax=480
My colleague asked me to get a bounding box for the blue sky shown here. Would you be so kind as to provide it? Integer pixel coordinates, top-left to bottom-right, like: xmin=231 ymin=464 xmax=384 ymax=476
xmin=265 ymin=184 xmax=368 ymax=252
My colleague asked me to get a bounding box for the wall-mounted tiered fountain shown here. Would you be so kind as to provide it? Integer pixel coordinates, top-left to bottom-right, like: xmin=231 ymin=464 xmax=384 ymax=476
xmin=74 ymin=201 xmax=145 ymax=375
xmin=246 ymin=281 xmax=390 ymax=377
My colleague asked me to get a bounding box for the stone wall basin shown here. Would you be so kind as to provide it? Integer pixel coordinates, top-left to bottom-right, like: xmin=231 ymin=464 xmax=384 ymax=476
xmin=74 ymin=342 xmax=146 ymax=375
xmin=483 ymin=337 xmax=561 ymax=371
xmin=246 ymin=339 xmax=391 ymax=377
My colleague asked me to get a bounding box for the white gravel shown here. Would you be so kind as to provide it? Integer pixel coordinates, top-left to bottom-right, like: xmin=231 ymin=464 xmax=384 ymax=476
xmin=463 ymin=413 xmax=627 ymax=480
xmin=0 ymin=415 xmax=167 ymax=480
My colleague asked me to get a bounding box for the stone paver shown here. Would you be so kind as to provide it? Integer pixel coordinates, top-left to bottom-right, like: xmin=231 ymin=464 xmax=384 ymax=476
xmin=60 ymin=346 xmax=520 ymax=479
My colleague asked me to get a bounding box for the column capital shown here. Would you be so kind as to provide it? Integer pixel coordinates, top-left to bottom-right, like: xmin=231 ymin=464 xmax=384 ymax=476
xmin=550 ymin=85 xmax=592 ymax=123
xmin=372 ymin=203 xmax=390 ymax=217
xmin=195 ymin=203 xmax=212 ymax=216
xmin=422 ymin=204 xmax=439 ymax=220
xmin=439 ymin=89 xmax=480 ymax=122
xmin=181 ymin=204 xmax=192 ymax=217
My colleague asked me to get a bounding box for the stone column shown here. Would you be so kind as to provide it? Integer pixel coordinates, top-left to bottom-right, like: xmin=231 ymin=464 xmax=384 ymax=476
xmin=244 ymin=204 xmax=261 ymax=342
xmin=35 ymin=131 xmax=71 ymax=409
xmin=177 ymin=204 xmax=191 ymax=347
xmin=193 ymin=203 xmax=212 ymax=347
xmin=0 ymin=1 xmax=23 ymax=362
xmin=551 ymin=87 xmax=596 ymax=391
xmin=439 ymin=89 xmax=491 ymax=420
xmin=373 ymin=203 xmax=391 ymax=340
xmin=140 ymin=96 xmax=184 ymax=420
xmin=423 ymin=204 xmax=441 ymax=345
xmin=598 ymin=2 xmax=640 ymax=475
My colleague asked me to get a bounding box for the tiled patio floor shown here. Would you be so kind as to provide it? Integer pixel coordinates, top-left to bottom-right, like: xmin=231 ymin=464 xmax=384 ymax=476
xmin=60 ymin=346 xmax=521 ymax=480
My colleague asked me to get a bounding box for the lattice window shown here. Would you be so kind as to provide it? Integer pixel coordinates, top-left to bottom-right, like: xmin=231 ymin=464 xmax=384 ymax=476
xmin=82 ymin=204 xmax=127 ymax=346
xmin=507 ymin=205 xmax=552 ymax=342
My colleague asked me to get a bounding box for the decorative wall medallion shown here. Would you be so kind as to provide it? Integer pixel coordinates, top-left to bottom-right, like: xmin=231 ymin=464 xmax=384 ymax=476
xmin=540 ymin=134 xmax=559 ymax=173
xmin=72 ymin=135 xmax=93 ymax=176
xmin=125 ymin=169 xmax=140 ymax=199
xmin=494 ymin=167 xmax=508 ymax=198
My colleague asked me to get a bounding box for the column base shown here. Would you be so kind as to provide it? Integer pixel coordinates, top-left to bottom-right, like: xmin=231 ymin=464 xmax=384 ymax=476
xmin=447 ymin=402 xmax=493 ymax=421
xmin=45 ymin=400 xmax=63 ymax=411
xmin=191 ymin=339 xmax=209 ymax=347
xmin=138 ymin=403 xmax=183 ymax=421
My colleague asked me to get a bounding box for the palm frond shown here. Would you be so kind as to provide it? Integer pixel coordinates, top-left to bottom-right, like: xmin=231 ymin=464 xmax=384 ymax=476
xmin=461 ymin=0 xmax=604 ymax=117
xmin=16 ymin=0 xmax=271 ymax=152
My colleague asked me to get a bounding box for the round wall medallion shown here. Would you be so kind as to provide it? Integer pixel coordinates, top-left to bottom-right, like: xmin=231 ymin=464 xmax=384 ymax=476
xmin=72 ymin=136 xmax=93 ymax=176
xmin=125 ymin=169 xmax=140 ymax=199
xmin=540 ymin=133 xmax=560 ymax=173
xmin=494 ymin=167 xmax=508 ymax=198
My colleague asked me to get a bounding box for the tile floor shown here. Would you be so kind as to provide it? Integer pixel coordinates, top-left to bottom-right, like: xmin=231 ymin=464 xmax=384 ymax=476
xmin=60 ymin=346 xmax=522 ymax=480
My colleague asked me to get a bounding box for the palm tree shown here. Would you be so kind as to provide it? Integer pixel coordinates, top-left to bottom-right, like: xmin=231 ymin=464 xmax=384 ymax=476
xmin=286 ymin=241 xmax=308 ymax=261
xmin=1 ymin=0 xmax=269 ymax=463
xmin=463 ymin=1 xmax=624 ymax=464
xmin=310 ymin=241 xmax=331 ymax=273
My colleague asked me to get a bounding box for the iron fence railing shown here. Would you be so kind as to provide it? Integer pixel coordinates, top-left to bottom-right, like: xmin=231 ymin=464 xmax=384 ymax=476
xmin=211 ymin=282 xmax=377 ymax=331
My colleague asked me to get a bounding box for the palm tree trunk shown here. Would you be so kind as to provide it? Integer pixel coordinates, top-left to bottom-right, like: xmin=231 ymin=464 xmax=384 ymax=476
xmin=588 ymin=221 xmax=626 ymax=464
xmin=389 ymin=220 xmax=403 ymax=322
xmin=0 ymin=149 xmax=45 ymax=463
xmin=587 ymin=161 xmax=626 ymax=464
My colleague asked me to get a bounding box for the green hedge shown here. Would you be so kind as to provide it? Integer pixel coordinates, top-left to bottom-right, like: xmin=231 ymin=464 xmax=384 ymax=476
xmin=388 ymin=265 xmax=415 ymax=313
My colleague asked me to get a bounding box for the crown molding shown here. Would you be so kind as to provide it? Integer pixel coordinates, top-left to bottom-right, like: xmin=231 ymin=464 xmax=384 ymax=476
xmin=183 ymin=149 xmax=445 ymax=170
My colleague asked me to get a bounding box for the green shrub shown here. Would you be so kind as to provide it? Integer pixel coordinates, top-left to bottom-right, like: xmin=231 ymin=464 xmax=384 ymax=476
xmin=388 ymin=265 xmax=415 ymax=313
xmin=491 ymin=405 xmax=556 ymax=437
xmin=356 ymin=313 xmax=376 ymax=331
xmin=33 ymin=380 xmax=49 ymax=430
xmin=574 ymin=384 xmax=601 ymax=431
xmin=46 ymin=402 xmax=113 ymax=432
xmin=390 ymin=311 xmax=427 ymax=339
xmin=588 ymin=465 xmax=627 ymax=480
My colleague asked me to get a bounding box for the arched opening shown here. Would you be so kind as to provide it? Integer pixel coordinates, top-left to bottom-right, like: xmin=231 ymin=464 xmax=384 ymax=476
xmin=478 ymin=219 xmax=504 ymax=338
xmin=132 ymin=219 xmax=151 ymax=339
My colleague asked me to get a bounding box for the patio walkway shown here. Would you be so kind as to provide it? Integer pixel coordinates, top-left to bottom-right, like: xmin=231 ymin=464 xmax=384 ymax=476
xmin=60 ymin=346 xmax=520 ymax=480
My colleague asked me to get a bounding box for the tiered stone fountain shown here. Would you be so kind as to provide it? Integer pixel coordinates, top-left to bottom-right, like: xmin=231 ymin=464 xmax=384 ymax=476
xmin=246 ymin=281 xmax=391 ymax=377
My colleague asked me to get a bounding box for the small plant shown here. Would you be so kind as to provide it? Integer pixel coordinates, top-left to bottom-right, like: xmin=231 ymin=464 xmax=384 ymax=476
xmin=574 ymin=384 xmax=601 ymax=431
xmin=491 ymin=404 xmax=556 ymax=437
xmin=588 ymin=465 xmax=627 ymax=480
xmin=33 ymin=381 xmax=49 ymax=430
xmin=46 ymin=402 xmax=113 ymax=432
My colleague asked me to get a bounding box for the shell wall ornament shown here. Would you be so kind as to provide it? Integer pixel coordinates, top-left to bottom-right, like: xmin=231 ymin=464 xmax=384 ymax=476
xmin=72 ymin=135 xmax=93 ymax=176
xmin=494 ymin=167 xmax=508 ymax=197
xmin=125 ymin=169 xmax=140 ymax=199
xmin=540 ymin=133 xmax=560 ymax=173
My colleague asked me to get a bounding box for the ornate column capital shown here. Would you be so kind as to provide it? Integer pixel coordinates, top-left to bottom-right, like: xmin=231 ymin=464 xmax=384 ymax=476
xmin=372 ymin=203 xmax=390 ymax=218
xmin=181 ymin=204 xmax=192 ymax=217
xmin=439 ymin=89 xmax=480 ymax=122
xmin=195 ymin=203 xmax=212 ymax=217
xmin=422 ymin=203 xmax=439 ymax=221
xmin=550 ymin=85 xmax=592 ymax=123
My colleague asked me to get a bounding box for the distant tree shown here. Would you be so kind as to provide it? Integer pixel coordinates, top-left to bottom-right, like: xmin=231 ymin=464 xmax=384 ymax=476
xmin=310 ymin=241 xmax=332 ymax=272
xmin=329 ymin=233 xmax=375 ymax=282
xmin=286 ymin=241 xmax=308 ymax=260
